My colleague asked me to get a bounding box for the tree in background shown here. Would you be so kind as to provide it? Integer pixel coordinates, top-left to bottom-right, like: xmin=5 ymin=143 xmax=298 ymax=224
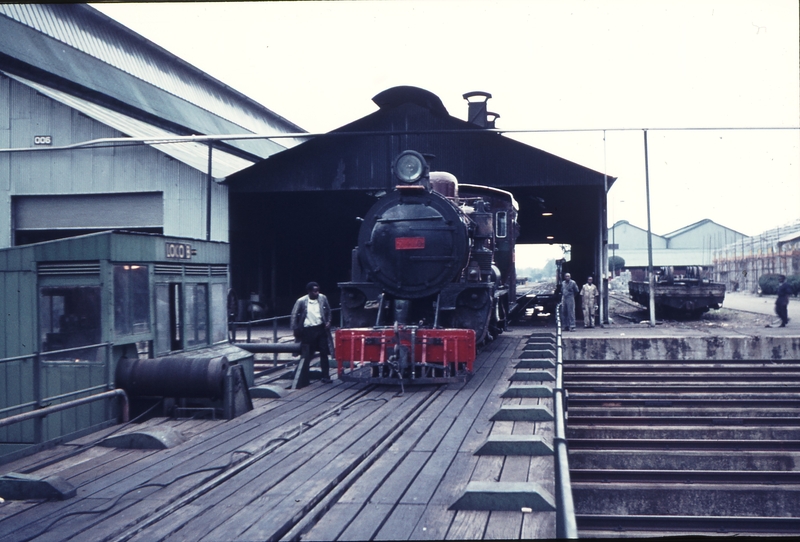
xmin=608 ymin=255 xmax=625 ymax=276
xmin=517 ymin=258 xmax=558 ymax=283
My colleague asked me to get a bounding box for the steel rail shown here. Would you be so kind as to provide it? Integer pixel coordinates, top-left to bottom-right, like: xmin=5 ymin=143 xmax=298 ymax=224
xmin=565 ymin=364 xmax=800 ymax=371
xmin=107 ymin=383 xmax=399 ymax=542
xmin=576 ymin=513 xmax=800 ymax=534
xmin=279 ymin=385 xmax=446 ymax=541
xmin=554 ymin=303 xmax=578 ymax=538
xmin=570 ymin=469 xmax=800 ymax=484
xmin=566 ymin=415 xmax=800 ymax=426
xmin=568 ymin=398 xmax=800 ymax=407
xmin=567 ymin=438 xmax=800 ymax=451
xmin=567 ymin=372 xmax=800 ymax=387
xmin=565 ymin=384 xmax=800 ymax=393
xmin=566 ymin=392 xmax=800 ymax=399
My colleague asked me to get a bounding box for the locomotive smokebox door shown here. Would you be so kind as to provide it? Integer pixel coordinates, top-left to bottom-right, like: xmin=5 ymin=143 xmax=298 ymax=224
xmin=357 ymin=189 xmax=470 ymax=299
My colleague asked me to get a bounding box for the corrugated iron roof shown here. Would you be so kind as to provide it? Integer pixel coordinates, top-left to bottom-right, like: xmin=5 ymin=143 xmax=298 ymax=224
xmin=615 ymin=248 xmax=715 ymax=267
xmin=778 ymin=230 xmax=800 ymax=245
xmin=0 ymin=3 xmax=306 ymax=155
xmin=5 ymin=71 xmax=254 ymax=179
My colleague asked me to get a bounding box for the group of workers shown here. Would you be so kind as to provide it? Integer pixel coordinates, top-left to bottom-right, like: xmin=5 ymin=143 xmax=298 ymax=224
xmin=560 ymin=273 xmax=600 ymax=331
xmin=286 ymin=272 xmax=793 ymax=388
xmin=286 ymin=274 xmax=604 ymax=388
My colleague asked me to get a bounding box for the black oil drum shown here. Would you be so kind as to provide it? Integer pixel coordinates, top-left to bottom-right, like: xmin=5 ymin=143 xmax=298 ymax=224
xmin=116 ymin=355 xmax=229 ymax=399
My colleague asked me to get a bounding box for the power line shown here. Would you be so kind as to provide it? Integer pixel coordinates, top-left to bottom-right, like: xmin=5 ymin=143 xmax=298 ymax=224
xmin=1 ymin=126 xmax=798 ymax=154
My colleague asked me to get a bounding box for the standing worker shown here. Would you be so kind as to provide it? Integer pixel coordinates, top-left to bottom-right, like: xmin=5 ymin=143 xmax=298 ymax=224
xmin=775 ymin=275 xmax=792 ymax=327
xmin=561 ymin=273 xmax=580 ymax=332
xmin=290 ymin=282 xmax=333 ymax=387
xmin=580 ymin=276 xmax=600 ymax=328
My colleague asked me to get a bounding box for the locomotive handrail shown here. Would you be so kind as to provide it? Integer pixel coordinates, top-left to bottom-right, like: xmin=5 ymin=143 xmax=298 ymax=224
xmin=554 ymin=302 xmax=578 ymax=538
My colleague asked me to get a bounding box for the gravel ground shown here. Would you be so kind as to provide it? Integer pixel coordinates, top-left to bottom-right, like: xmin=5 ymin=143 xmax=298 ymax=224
xmin=607 ymin=291 xmax=775 ymax=330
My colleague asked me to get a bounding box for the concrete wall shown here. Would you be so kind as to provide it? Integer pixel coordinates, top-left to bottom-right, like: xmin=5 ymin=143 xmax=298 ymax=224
xmin=565 ymin=335 xmax=800 ymax=361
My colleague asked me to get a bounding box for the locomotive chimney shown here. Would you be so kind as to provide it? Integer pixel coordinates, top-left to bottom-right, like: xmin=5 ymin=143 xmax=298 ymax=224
xmin=462 ymin=91 xmax=493 ymax=128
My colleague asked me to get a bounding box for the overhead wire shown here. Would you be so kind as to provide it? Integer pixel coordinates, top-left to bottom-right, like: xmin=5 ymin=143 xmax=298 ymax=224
xmin=0 ymin=125 xmax=797 ymax=154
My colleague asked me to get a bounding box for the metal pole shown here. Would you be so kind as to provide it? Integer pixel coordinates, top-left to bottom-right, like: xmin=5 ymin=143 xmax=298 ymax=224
xmin=644 ymin=130 xmax=656 ymax=327
xmin=554 ymin=305 xmax=578 ymax=538
xmin=0 ymin=389 xmax=130 ymax=429
xmin=600 ymin=130 xmax=608 ymax=325
xmin=206 ymin=142 xmax=213 ymax=241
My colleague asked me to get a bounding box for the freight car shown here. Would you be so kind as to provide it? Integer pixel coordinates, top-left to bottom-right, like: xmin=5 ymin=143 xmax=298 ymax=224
xmin=336 ymin=150 xmax=518 ymax=385
xmin=628 ymin=266 xmax=726 ymax=319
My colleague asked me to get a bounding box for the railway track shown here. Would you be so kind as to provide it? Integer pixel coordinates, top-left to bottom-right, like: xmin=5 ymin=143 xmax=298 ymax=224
xmin=0 ymin=330 xmax=531 ymax=542
xmin=109 ymin=384 xmax=447 ymax=542
xmin=564 ymin=357 xmax=800 ymax=538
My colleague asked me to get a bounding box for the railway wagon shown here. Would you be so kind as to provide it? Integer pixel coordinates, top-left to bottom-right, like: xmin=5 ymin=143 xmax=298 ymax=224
xmin=629 ymin=266 xmax=726 ymax=319
xmin=336 ymin=150 xmax=519 ymax=385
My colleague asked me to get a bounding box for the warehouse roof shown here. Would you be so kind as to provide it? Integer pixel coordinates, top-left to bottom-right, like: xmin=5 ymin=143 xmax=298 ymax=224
xmin=0 ymin=3 xmax=304 ymax=176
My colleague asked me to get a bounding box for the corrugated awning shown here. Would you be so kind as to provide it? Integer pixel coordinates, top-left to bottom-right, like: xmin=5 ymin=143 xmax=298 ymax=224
xmin=777 ymin=230 xmax=800 ymax=245
xmin=4 ymin=71 xmax=256 ymax=179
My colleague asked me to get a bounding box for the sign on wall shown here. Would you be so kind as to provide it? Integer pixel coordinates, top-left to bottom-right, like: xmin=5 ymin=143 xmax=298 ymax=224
xmin=165 ymin=242 xmax=193 ymax=260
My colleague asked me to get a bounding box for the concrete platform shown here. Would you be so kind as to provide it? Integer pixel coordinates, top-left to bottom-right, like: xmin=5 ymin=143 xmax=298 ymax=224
xmin=563 ymin=318 xmax=800 ymax=360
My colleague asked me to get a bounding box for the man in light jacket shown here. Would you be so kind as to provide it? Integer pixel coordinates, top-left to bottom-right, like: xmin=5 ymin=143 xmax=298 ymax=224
xmin=561 ymin=273 xmax=580 ymax=331
xmin=290 ymin=282 xmax=333 ymax=387
xmin=580 ymin=276 xmax=600 ymax=328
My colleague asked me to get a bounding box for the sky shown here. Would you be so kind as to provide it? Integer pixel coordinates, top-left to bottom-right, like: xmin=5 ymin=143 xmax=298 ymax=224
xmin=93 ymin=1 xmax=799 ymax=268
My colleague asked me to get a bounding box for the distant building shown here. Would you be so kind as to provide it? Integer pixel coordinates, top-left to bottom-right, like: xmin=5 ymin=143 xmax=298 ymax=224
xmin=609 ymin=219 xmax=748 ymax=281
xmin=713 ymin=220 xmax=800 ymax=293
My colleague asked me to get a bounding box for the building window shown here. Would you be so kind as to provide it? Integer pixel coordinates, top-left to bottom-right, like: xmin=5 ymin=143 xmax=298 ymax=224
xmin=39 ymin=286 xmax=101 ymax=351
xmin=211 ymin=283 xmax=227 ymax=343
xmin=114 ymin=265 xmax=150 ymax=336
xmin=155 ymin=283 xmax=183 ymax=354
xmin=185 ymin=283 xmax=208 ymax=348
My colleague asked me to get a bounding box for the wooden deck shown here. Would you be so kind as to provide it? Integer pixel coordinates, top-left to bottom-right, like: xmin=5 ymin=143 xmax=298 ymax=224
xmin=0 ymin=327 xmax=557 ymax=541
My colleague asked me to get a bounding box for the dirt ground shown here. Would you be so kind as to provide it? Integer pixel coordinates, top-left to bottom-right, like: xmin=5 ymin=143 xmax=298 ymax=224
xmin=518 ymin=280 xmax=776 ymax=331
xmin=607 ymin=291 xmax=774 ymax=330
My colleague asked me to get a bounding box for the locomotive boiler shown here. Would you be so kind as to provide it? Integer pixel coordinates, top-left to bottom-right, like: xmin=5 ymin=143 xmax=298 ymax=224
xmin=336 ymin=150 xmax=518 ymax=385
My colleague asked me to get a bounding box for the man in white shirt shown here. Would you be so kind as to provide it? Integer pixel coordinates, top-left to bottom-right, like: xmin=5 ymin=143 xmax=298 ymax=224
xmin=580 ymin=276 xmax=599 ymax=328
xmin=290 ymin=282 xmax=332 ymax=387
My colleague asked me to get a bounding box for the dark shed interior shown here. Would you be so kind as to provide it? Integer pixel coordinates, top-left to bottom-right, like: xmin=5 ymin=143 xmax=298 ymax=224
xmin=226 ymin=87 xmax=615 ymax=316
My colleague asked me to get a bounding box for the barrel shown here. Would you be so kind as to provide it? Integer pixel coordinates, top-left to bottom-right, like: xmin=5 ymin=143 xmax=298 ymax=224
xmin=116 ymin=355 xmax=228 ymax=399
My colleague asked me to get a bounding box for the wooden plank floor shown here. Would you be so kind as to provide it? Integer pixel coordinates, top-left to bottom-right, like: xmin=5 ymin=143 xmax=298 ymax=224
xmin=0 ymin=326 xmax=557 ymax=541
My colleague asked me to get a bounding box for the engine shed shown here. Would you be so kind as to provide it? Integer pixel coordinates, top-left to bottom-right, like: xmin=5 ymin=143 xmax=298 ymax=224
xmin=226 ymin=86 xmax=615 ymax=316
xmin=0 ymin=231 xmax=251 ymax=463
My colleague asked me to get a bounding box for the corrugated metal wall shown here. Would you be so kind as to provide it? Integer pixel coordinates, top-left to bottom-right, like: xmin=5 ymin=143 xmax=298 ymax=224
xmin=0 ymin=233 xmax=232 ymax=457
xmin=0 ymin=74 xmax=229 ymax=246
xmin=666 ymin=222 xmax=746 ymax=250
xmin=0 ymin=246 xmax=37 ymax=359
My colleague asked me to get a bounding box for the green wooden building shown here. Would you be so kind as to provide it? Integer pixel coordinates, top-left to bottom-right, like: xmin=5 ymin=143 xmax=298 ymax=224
xmin=0 ymin=231 xmax=243 ymax=462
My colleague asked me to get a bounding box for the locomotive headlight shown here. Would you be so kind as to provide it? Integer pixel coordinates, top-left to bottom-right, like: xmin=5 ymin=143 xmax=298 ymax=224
xmin=393 ymin=151 xmax=428 ymax=184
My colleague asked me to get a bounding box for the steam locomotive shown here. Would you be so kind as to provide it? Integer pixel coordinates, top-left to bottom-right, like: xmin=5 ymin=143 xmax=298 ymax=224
xmin=335 ymin=150 xmax=518 ymax=385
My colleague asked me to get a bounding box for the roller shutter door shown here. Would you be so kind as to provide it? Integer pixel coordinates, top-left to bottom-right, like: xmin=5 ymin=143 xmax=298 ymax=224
xmin=13 ymin=192 xmax=163 ymax=230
